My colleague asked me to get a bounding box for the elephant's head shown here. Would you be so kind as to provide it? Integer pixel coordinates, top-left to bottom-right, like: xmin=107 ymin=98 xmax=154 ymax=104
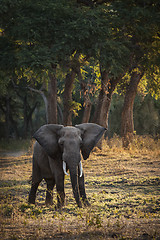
xmin=33 ymin=123 xmax=106 ymax=206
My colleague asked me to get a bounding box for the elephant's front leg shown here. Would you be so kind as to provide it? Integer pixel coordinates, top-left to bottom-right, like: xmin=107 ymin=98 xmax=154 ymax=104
xmin=49 ymin=158 xmax=65 ymax=209
xmin=55 ymin=174 xmax=65 ymax=209
xmin=78 ymin=173 xmax=90 ymax=207
xmin=45 ymin=178 xmax=55 ymax=206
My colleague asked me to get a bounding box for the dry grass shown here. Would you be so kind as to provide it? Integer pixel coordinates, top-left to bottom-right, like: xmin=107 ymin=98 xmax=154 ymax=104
xmin=0 ymin=136 xmax=160 ymax=239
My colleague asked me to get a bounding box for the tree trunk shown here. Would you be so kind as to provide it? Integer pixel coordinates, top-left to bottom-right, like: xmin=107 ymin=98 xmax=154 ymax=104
xmin=27 ymin=86 xmax=49 ymax=123
xmin=28 ymin=102 xmax=38 ymax=135
xmin=23 ymin=95 xmax=38 ymax=137
xmin=92 ymin=70 xmax=122 ymax=148
xmin=41 ymin=92 xmax=48 ymax=123
xmin=57 ymin=103 xmax=63 ymax=124
xmin=23 ymin=95 xmax=28 ymax=138
xmin=80 ymin=78 xmax=92 ymax=123
xmin=82 ymin=97 xmax=92 ymax=123
xmin=93 ymin=70 xmax=109 ymax=128
xmin=63 ymin=70 xmax=76 ymax=126
xmin=9 ymin=114 xmax=19 ymax=138
xmin=77 ymin=64 xmax=92 ymax=123
xmin=121 ymin=71 xmax=143 ymax=148
xmin=5 ymin=96 xmax=10 ymax=139
xmin=93 ymin=70 xmax=121 ymax=129
xmin=48 ymin=69 xmax=57 ymax=124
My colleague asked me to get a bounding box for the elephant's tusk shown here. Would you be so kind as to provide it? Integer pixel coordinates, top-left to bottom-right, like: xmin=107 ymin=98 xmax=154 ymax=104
xmin=63 ymin=161 xmax=69 ymax=176
xmin=79 ymin=160 xmax=83 ymax=177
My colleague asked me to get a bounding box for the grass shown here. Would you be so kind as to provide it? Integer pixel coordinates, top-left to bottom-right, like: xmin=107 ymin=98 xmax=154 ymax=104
xmin=0 ymin=135 xmax=160 ymax=239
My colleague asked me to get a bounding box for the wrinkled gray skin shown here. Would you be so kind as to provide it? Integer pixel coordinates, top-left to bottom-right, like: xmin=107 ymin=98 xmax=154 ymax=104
xmin=28 ymin=123 xmax=106 ymax=208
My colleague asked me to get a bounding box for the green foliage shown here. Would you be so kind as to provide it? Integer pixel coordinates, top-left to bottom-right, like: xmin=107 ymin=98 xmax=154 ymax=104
xmin=70 ymin=101 xmax=82 ymax=117
xmin=0 ymin=0 xmax=160 ymax=137
xmin=0 ymin=0 xmax=131 ymax=75
xmin=147 ymin=70 xmax=160 ymax=99
xmin=0 ymin=71 xmax=11 ymax=95
xmin=0 ymin=80 xmax=46 ymax=138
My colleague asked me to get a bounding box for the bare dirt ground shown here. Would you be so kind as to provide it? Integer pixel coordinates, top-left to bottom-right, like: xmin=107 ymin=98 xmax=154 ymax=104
xmin=0 ymin=137 xmax=160 ymax=239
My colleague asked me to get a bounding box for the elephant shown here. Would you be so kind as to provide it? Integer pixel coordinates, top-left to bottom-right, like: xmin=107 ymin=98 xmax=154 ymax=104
xmin=28 ymin=123 xmax=106 ymax=208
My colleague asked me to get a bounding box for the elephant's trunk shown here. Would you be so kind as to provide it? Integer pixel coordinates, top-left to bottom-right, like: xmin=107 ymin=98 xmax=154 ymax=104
xmin=69 ymin=168 xmax=82 ymax=208
xmin=62 ymin=152 xmax=82 ymax=207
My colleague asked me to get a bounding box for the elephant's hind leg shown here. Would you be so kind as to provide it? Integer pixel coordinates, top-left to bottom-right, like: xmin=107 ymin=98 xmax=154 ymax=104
xmin=45 ymin=178 xmax=55 ymax=206
xmin=28 ymin=156 xmax=42 ymax=204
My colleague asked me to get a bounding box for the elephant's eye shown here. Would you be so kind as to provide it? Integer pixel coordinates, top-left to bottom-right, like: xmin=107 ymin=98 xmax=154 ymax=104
xmin=58 ymin=139 xmax=64 ymax=147
xmin=79 ymin=137 xmax=83 ymax=147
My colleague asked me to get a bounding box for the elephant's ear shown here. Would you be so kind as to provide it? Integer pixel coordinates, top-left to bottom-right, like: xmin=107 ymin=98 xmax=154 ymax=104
xmin=33 ymin=124 xmax=63 ymax=158
xmin=75 ymin=123 xmax=106 ymax=160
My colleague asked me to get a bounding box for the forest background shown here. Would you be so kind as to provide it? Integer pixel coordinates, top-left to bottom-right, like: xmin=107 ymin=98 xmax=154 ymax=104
xmin=0 ymin=0 xmax=160 ymax=148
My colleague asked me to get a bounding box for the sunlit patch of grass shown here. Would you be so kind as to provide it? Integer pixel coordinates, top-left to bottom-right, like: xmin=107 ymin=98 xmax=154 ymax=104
xmin=132 ymin=135 xmax=160 ymax=151
xmin=103 ymin=134 xmax=160 ymax=157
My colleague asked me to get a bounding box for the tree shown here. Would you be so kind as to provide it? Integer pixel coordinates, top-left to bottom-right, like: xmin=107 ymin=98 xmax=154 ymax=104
xmin=0 ymin=0 xmax=160 ymax=141
xmin=93 ymin=70 xmax=123 ymax=128
xmin=0 ymin=0 xmax=81 ymax=125
xmin=0 ymin=94 xmax=19 ymax=139
xmin=121 ymin=70 xmax=144 ymax=147
xmin=115 ymin=0 xmax=160 ymax=147
xmin=0 ymin=79 xmax=43 ymax=138
xmin=63 ymin=69 xmax=76 ymax=126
